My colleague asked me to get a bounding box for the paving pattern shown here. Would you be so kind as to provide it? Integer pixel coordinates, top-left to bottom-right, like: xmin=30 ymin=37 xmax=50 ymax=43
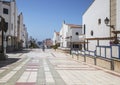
xmin=0 ymin=49 xmax=120 ymax=85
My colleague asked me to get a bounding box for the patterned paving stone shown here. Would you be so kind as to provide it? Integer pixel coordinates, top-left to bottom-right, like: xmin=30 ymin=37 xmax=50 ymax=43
xmin=16 ymin=82 xmax=36 ymax=85
xmin=0 ymin=49 xmax=120 ymax=85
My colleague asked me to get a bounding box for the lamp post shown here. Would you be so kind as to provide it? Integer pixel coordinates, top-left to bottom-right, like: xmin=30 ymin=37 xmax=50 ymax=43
xmin=104 ymin=17 xmax=115 ymax=30
xmin=0 ymin=16 xmax=8 ymax=60
xmin=69 ymin=36 xmax=72 ymax=55
xmin=104 ymin=17 xmax=119 ymax=44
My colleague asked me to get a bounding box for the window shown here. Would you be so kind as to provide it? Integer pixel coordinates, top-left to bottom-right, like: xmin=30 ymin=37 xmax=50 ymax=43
xmin=73 ymin=44 xmax=79 ymax=48
xmin=91 ymin=30 xmax=93 ymax=36
xmin=3 ymin=8 xmax=8 ymax=14
xmin=98 ymin=19 xmax=101 ymax=25
xmin=75 ymin=32 xmax=79 ymax=35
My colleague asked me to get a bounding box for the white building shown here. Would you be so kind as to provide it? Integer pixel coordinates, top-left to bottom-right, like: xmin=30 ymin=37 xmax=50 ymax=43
xmin=0 ymin=0 xmax=28 ymax=51
xmin=45 ymin=38 xmax=53 ymax=48
xmin=18 ymin=13 xmax=28 ymax=48
xmin=53 ymin=31 xmax=60 ymax=46
xmin=60 ymin=21 xmax=83 ymax=50
xmin=22 ymin=24 xmax=28 ymax=48
xmin=0 ymin=0 xmax=18 ymax=52
xmin=83 ymin=0 xmax=120 ymax=51
xmin=17 ymin=12 xmax=23 ymax=42
xmin=116 ymin=0 xmax=120 ymax=31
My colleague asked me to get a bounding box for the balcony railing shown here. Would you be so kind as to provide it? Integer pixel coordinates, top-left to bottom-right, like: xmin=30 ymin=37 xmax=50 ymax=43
xmin=65 ymin=34 xmax=85 ymax=42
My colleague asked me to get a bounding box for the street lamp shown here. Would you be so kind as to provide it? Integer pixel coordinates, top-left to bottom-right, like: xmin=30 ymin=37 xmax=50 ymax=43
xmin=104 ymin=17 xmax=119 ymax=44
xmin=0 ymin=16 xmax=8 ymax=60
xmin=104 ymin=17 xmax=115 ymax=30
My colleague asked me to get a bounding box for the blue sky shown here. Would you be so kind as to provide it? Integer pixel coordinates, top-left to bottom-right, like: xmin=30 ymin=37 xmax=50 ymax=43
xmin=16 ymin=0 xmax=93 ymax=41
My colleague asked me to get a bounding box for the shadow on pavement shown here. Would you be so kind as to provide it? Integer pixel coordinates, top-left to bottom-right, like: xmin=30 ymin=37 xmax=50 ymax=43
xmin=0 ymin=49 xmax=32 ymax=68
xmin=8 ymin=49 xmax=32 ymax=54
xmin=0 ymin=58 xmax=20 ymax=68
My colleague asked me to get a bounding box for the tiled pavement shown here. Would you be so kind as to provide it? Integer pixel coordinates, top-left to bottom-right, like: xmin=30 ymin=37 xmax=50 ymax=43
xmin=0 ymin=49 xmax=120 ymax=85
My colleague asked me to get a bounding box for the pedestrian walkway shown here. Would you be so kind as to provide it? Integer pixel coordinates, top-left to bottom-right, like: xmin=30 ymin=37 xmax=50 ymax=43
xmin=0 ymin=49 xmax=120 ymax=85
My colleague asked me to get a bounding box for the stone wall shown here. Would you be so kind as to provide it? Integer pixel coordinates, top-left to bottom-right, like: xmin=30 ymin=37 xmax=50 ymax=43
xmin=85 ymin=56 xmax=95 ymax=65
xmin=96 ymin=57 xmax=111 ymax=70
xmin=114 ymin=59 xmax=120 ymax=73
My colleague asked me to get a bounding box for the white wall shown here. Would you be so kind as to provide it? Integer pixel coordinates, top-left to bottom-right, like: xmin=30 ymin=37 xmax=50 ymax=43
xmin=116 ymin=0 xmax=120 ymax=30
xmin=59 ymin=23 xmax=83 ymax=48
xmin=2 ymin=3 xmax=10 ymax=35
xmin=22 ymin=25 xmax=28 ymax=48
xmin=53 ymin=32 xmax=56 ymax=45
xmin=19 ymin=13 xmax=23 ymax=41
xmin=0 ymin=1 xmax=18 ymax=46
xmin=62 ymin=24 xmax=69 ymax=48
xmin=60 ymin=27 xmax=62 ymax=47
xmin=71 ymin=28 xmax=82 ymax=42
xmin=14 ymin=2 xmax=18 ymax=37
xmin=10 ymin=2 xmax=15 ymax=36
xmin=83 ymin=0 xmax=110 ymax=51
xmin=53 ymin=32 xmax=60 ymax=45
xmin=0 ymin=2 xmax=11 ymax=46
xmin=2 ymin=1 xmax=16 ymax=37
